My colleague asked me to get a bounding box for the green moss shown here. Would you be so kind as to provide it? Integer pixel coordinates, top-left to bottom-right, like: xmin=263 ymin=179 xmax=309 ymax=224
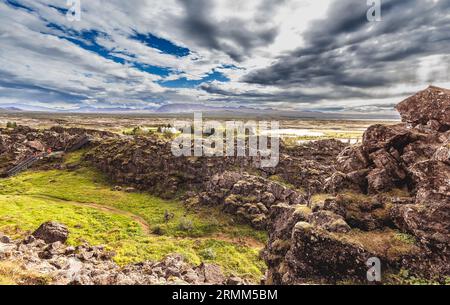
xmin=0 ymin=167 xmax=265 ymax=240
xmin=294 ymin=205 xmax=312 ymax=219
xmin=63 ymin=148 xmax=88 ymax=164
xmin=395 ymin=233 xmax=416 ymax=245
xmin=385 ymin=269 xmax=444 ymax=285
xmin=268 ymin=175 xmax=297 ymax=190
xmin=336 ymin=229 xmax=419 ymax=261
xmin=310 ymin=193 xmax=334 ymax=204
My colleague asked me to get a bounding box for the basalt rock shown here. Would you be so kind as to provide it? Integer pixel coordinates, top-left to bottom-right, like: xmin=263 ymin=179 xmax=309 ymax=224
xmin=390 ymin=201 xmax=449 ymax=253
xmin=32 ymin=221 xmax=69 ymax=244
xmin=264 ymin=86 xmax=450 ymax=284
xmin=0 ymin=126 xmax=117 ymax=176
xmin=198 ymin=171 xmax=306 ymax=229
xmin=85 ymin=137 xmax=344 ymax=198
xmin=396 ymin=85 xmax=450 ymax=131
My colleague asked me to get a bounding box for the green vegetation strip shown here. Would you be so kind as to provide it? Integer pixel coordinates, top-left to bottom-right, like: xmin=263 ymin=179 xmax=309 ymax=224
xmin=0 ymin=153 xmax=266 ymax=280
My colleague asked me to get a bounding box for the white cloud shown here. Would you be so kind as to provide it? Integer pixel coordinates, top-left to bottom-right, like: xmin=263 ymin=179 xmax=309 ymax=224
xmin=0 ymin=0 xmax=448 ymax=111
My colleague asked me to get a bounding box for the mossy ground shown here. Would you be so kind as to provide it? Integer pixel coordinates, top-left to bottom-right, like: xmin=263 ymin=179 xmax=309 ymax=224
xmin=335 ymin=229 xmax=420 ymax=261
xmin=0 ymin=151 xmax=267 ymax=282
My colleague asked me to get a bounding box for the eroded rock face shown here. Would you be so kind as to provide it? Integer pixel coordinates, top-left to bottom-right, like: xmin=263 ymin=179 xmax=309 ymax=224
xmin=390 ymin=202 xmax=449 ymax=253
xmin=396 ymin=85 xmax=450 ymax=131
xmin=197 ymin=171 xmax=306 ymax=229
xmin=0 ymin=126 xmax=117 ymax=176
xmin=409 ymin=160 xmax=450 ymax=204
xmin=84 ymin=136 xmax=266 ymax=199
xmin=282 ymin=222 xmax=370 ymax=283
xmin=84 ymin=138 xmax=346 ymax=199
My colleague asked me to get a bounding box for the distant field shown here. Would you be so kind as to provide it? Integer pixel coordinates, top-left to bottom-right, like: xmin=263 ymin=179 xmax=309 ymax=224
xmin=0 ymin=112 xmax=399 ymax=143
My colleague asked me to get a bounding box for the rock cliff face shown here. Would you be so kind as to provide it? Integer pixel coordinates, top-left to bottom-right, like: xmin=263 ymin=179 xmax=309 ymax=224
xmin=84 ymin=137 xmax=346 ymax=197
xmin=84 ymin=137 xmax=345 ymax=226
xmin=263 ymin=86 xmax=450 ymax=284
xmin=0 ymin=126 xmax=116 ymax=176
xmin=197 ymin=171 xmax=306 ymax=229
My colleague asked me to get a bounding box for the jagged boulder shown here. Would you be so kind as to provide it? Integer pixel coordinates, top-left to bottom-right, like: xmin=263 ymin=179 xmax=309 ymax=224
xmin=396 ymin=85 xmax=450 ymax=131
xmin=390 ymin=202 xmax=449 ymax=253
xmin=282 ymin=222 xmax=370 ymax=283
xmin=337 ymin=145 xmax=369 ymax=173
xmin=314 ymin=194 xmax=391 ymax=231
xmin=433 ymin=142 xmax=450 ymax=164
xmin=362 ymin=124 xmax=411 ymax=153
xmin=32 ymin=221 xmax=69 ymax=244
xmin=307 ymin=211 xmax=351 ymax=233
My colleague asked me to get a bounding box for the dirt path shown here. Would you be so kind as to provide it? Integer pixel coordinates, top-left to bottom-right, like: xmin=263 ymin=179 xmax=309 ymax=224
xmin=30 ymin=195 xmax=151 ymax=234
xmin=29 ymin=194 xmax=264 ymax=248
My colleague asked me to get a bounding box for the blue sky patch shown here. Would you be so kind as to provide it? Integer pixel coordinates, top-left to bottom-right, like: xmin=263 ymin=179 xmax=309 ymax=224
xmin=4 ymin=0 xmax=33 ymax=12
xmin=131 ymin=32 xmax=190 ymax=57
xmin=159 ymin=70 xmax=229 ymax=88
xmin=45 ymin=24 xmax=172 ymax=77
xmin=48 ymin=4 xmax=68 ymax=15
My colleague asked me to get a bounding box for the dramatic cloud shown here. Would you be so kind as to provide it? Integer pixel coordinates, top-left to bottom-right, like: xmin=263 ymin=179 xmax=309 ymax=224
xmin=242 ymin=0 xmax=450 ymax=110
xmin=0 ymin=0 xmax=449 ymax=112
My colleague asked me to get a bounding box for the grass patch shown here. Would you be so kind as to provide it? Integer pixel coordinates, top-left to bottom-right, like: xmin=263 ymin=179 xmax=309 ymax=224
xmin=0 ymin=157 xmax=267 ymax=280
xmin=385 ymin=269 xmax=446 ymax=285
xmin=0 ymin=167 xmax=266 ymax=241
xmin=335 ymin=229 xmax=420 ymax=261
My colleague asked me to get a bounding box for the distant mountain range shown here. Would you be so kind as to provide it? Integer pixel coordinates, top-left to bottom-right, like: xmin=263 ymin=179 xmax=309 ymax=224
xmin=0 ymin=106 xmax=23 ymax=112
xmin=0 ymin=103 xmax=400 ymax=120
xmin=155 ymin=103 xmax=261 ymax=113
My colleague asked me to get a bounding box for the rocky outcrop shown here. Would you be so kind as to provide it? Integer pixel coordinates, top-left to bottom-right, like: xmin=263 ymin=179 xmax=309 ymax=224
xmin=0 ymin=226 xmax=247 ymax=285
xmin=274 ymin=140 xmax=347 ymax=194
xmin=0 ymin=125 xmax=117 ymax=176
xmin=396 ymin=85 xmax=450 ymax=131
xmin=196 ymin=171 xmax=306 ymax=229
xmin=84 ymin=135 xmax=345 ymax=199
xmin=263 ymin=86 xmax=450 ymax=284
xmin=84 ymin=137 xmax=261 ymax=198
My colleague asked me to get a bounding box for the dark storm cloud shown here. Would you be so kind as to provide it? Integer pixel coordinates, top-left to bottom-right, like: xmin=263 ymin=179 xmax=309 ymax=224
xmin=200 ymin=81 xmax=408 ymax=104
xmin=177 ymin=0 xmax=280 ymax=62
xmin=243 ymin=0 xmax=450 ymax=89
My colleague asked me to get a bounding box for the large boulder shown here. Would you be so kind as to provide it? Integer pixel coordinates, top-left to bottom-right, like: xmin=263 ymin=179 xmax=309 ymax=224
xmin=391 ymin=202 xmax=449 ymax=253
xmin=337 ymin=146 xmax=369 ymax=173
xmin=32 ymin=222 xmax=69 ymax=244
xmin=409 ymin=160 xmax=450 ymax=204
xmin=362 ymin=124 xmax=411 ymax=153
xmin=196 ymin=263 xmax=226 ymax=285
xmin=315 ymin=194 xmax=391 ymax=231
xmin=282 ymin=222 xmax=370 ymax=283
xmin=396 ymin=85 xmax=450 ymax=131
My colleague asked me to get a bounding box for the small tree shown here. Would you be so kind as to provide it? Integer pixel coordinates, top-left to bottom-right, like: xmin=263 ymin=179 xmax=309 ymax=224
xmin=6 ymin=121 xmax=16 ymax=128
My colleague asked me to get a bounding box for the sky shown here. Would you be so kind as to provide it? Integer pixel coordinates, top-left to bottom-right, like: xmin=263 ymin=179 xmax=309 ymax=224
xmin=0 ymin=0 xmax=449 ymax=113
